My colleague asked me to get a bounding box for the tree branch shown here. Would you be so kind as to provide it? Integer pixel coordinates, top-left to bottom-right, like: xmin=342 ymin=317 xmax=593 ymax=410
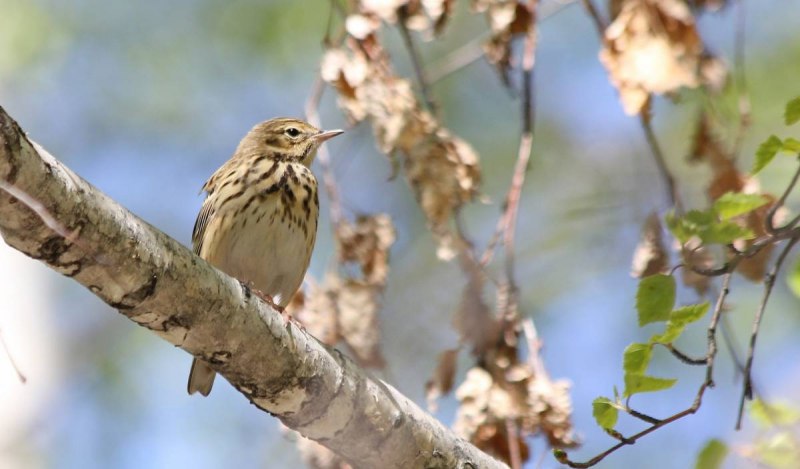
xmin=0 ymin=106 xmax=506 ymax=469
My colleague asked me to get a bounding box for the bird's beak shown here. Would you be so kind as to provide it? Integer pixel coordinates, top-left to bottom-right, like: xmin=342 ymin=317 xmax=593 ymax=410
xmin=315 ymin=129 xmax=344 ymax=143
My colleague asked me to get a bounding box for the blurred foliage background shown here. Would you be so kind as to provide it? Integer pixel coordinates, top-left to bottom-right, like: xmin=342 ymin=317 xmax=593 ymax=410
xmin=1 ymin=0 xmax=799 ymax=468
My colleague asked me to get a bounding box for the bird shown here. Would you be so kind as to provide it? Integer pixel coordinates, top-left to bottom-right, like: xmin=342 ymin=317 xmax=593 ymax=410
xmin=187 ymin=117 xmax=343 ymax=396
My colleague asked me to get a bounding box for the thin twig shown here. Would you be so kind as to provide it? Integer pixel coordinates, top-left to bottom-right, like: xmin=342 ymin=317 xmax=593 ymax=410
xmin=428 ymin=33 xmax=489 ymax=84
xmin=482 ymin=12 xmax=537 ymax=273
xmin=690 ymin=225 xmax=800 ymax=276
xmin=397 ymin=6 xmax=437 ymax=114
xmin=705 ymin=272 xmax=732 ymax=388
xmin=506 ymin=419 xmax=523 ymax=469
xmin=639 ymin=114 xmax=683 ymax=212
xmin=522 ymin=318 xmax=549 ymax=380
xmin=736 ymin=235 xmax=800 ymax=429
xmin=580 ymin=0 xmax=606 ymax=34
xmin=305 ymin=77 xmax=344 ymax=227
xmin=427 ymin=0 xmax=577 ymax=84
xmin=560 ymin=273 xmax=731 ymax=467
xmin=580 ymin=0 xmax=682 ymax=212
xmin=499 ymin=11 xmax=536 ymax=325
xmin=0 ymin=328 xmax=26 ymax=384
xmin=719 ymin=313 xmax=746 ymax=376
xmin=766 ymin=160 xmax=800 ymax=234
xmin=662 ymin=344 xmax=708 ymax=366
xmin=625 ymin=407 xmax=661 ymax=425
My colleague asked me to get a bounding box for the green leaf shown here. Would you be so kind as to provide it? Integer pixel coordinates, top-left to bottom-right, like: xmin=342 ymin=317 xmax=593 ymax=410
xmin=651 ymin=302 xmax=710 ymax=344
xmin=623 ymin=343 xmax=652 ymax=375
xmin=592 ymin=397 xmax=619 ymax=430
xmin=694 ymin=439 xmax=728 ymax=469
xmin=783 ymin=137 xmax=800 ymax=153
xmin=786 ymin=97 xmax=800 ymax=125
xmin=671 ymin=302 xmax=711 ymax=323
xmin=701 ymin=220 xmax=755 ymax=244
xmin=665 ymin=210 xmax=692 ymax=244
xmin=750 ymin=399 xmax=800 ymax=428
xmin=636 ymin=274 xmax=676 ymax=326
xmin=666 ymin=209 xmax=755 ymax=245
xmin=752 ymin=135 xmax=784 ymax=174
xmin=712 ymin=192 xmax=770 ymax=220
xmin=787 ymin=258 xmax=800 ymax=298
xmin=756 ymin=432 xmax=800 ymax=469
xmin=623 ymin=374 xmax=677 ymax=397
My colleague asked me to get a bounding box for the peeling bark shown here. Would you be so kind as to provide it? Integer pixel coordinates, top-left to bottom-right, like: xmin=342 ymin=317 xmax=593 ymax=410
xmin=0 ymin=106 xmax=506 ymax=469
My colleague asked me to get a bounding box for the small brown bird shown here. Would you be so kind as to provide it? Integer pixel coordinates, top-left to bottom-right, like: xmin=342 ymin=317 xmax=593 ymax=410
xmin=187 ymin=118 xmax=343 ymax=396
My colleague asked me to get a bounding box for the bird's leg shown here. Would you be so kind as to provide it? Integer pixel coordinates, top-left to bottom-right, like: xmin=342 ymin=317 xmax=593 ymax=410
xmin=238 ymin=280 xmax=294 ymax=322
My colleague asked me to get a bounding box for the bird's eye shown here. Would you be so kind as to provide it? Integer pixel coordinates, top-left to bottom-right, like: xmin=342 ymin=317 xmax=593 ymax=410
xmin=285 ymin=127 xmax=300 ymax=137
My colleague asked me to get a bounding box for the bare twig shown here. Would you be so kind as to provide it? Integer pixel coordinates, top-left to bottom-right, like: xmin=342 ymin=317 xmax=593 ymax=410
xmin=736 ymin=235 xmax=800 ymax=429
xmin=639 ymin=114 xmax=683 ymax=212
xmin=662 ymin=344 xmax=708 ymax=366
xmin=305 ymin=77 xmax=344 ymax=227
xmin=559 ymin=273 xmax=732 ymax=468
xmin=428 ymin=33 xmax=489 ymax=84
xmin=482 ymin=13 xmax=537 ymax=274
xmin=579 ymin=0 xmax=682 ymax=211
xmin=506 ymin=419 xmax=523 ymax=469
xmin=522 ymin=318 xmax=548 ymax=379
xmin=0 ymin=328 xmax=26 ymax=384
xmin=580 ymin=0 xmax=606 ymax=34
xmin=397 ymin=6 xmax=437 ymax=114
xmin=690 ymin=225 xmax=800 ymax=276
xmin=625 ymin=407 xmax=661 ymax=425
xmin=766 ymin=161 xmax=800 ymax=234
xmin=428 ymin=0 xmax=577 ymax=84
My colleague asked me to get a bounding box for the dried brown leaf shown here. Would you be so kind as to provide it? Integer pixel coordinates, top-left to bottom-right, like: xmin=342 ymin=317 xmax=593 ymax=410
xmin=526 ymin=377 xmax=578 ymax=447
xmin=425 ymin=348 xmax=460 ymax=412
xmin=631 ymin=211 xmax=669 ymax=278
xmin=322 ymin=33 xmax=481 ymax=261
xmin=453 ymin=252 xmax=501 ymax=356
xmin=336 ymin=278 xmax=386 ymax=368
xmin=452 ymin=367 xmax=531 ymax=464
xmin=600 ymin=0 xmax=707 ymax=115
xmin=345 ymin=13 xmax=382 ymax=40
xmin=679 ymin=241 xmax=712 ymax=295
xmin=336 ymin=214 xmax=396 ymax=286
xmin=289 ymin=280 xmax=340 ymax=346
xmin=688 ymin=113 xmax=746 ymax=200
xmin=424 ymin=0 xmax=455 ymax=36
xmin=473 ymin=0 xmax=537 ymax=85
xmin=360 ymin=0 xmax=408 ymax=24
xmin=688 ymin=112 xmax=727 ymax=164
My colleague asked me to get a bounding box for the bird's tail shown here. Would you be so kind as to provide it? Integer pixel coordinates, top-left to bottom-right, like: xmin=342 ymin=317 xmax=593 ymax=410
xmin=187 ymin=358 xmax=216 ymax=396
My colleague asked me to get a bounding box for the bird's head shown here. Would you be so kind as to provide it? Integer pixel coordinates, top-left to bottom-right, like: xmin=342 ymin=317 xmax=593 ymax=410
xmin=239 ymin=117 xmax=343 ymax=167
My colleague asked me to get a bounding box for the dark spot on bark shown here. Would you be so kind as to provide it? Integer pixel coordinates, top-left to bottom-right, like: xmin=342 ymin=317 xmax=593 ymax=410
xmin=161 ymin=314 xmax=189 ymax=332
xmin=240 ymin=280 xmax=252 ymax=299
xmin=110 ymin=274 xmax=158 ymax=310
xmin=37 ymin=235 xmax=71 ymax=263
xmin=208 ymin=350 xmax=231 ymax=365
xmin=0 ymin=111 xmax=26 ymax=184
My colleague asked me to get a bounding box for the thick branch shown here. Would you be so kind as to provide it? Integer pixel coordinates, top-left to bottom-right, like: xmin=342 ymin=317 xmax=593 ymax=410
xmin=0 ymin=107 xmax=505 ymax=469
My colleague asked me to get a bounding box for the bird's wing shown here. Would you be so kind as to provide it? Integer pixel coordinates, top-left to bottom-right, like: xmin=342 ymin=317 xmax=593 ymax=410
xmin=192 ymin=195 xmax=214 ymax=256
